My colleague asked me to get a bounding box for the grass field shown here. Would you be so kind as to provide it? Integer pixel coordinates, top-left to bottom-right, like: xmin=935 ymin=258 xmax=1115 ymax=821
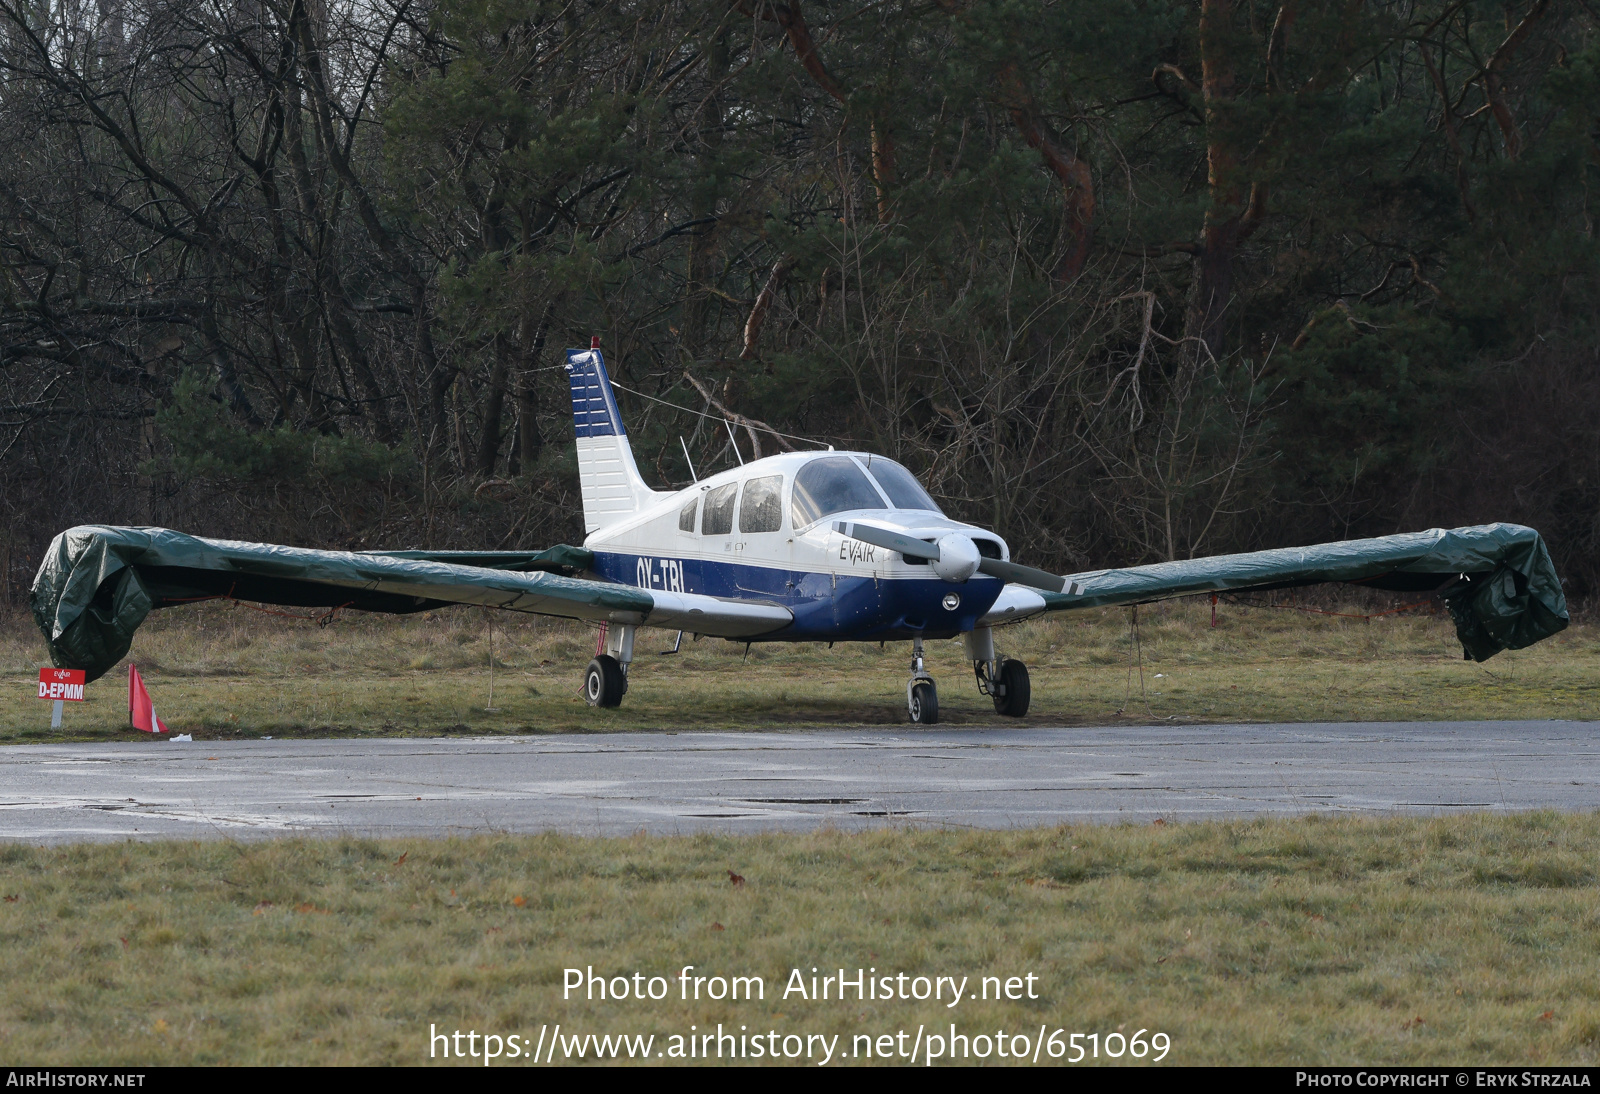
xmin=0 ymin=814 xmax=1596 ymax=1065
xmin=3 ymin=595 xmax=1598 ymax=741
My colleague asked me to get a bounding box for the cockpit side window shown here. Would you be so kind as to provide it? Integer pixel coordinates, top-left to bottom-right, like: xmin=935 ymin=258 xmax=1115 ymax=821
xmin=790 ymin=456 xmax=887 ymax=529
xmin=678 ymin=495 xmax=698 ymax=533
xmin=739 ymin=475 xmax=784 ymax=533
xmin=702 ymin=482 xmax=737 ymax=536
xmin=861 ymin=456 xmax=943 ymax=514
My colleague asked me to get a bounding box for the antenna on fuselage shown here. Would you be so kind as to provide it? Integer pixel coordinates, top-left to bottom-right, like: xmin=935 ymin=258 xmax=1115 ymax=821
xmin=680 ymin=436 xmax=699 ymax=483
xmin=724 ymin=418 xmax=745 ymax=466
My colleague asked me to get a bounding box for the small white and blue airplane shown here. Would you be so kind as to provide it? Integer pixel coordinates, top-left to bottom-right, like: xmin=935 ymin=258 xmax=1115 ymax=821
xmin=31 ymin=340 xmax=1571 ymax=722
xmin=561 ymin=341 xmax=1069 ymax=720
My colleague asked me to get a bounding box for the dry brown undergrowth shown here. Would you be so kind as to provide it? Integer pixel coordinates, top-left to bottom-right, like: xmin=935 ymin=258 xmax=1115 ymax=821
xmin=3 ymin=597 xmax=1597 ymax=739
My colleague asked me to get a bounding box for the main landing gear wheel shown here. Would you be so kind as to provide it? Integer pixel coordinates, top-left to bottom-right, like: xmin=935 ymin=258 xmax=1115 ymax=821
xmin=992 ymin=658 xmax=1031 ymax=718
xmin=584 ymin=655 xmax=627 ymax=708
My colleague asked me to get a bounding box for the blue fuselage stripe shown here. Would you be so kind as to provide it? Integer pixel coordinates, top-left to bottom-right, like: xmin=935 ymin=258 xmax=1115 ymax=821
xmin=590 ymin=551 xmax=1003 ymax=641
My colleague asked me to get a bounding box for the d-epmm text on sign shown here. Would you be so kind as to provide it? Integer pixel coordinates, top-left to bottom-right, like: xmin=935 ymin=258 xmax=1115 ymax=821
xmin=36 ymin=668 xmax=85 ymax=701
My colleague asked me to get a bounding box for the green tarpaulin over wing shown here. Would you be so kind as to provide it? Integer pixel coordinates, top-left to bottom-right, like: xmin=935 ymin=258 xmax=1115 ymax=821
xmin=30 ymin=526 xmax=630 ymax=682
xmin=1040 ymin=523 xmax=1568 ymax=662
xmin=29 ymin=522 xmax=1570 ymax=683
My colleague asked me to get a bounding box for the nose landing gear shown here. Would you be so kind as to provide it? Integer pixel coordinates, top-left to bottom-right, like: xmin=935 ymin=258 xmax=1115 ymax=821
xmin=964 ymin=627 xmax=1031 ymax=718
xmin=907 ymin=634 xmax=939 ymax=724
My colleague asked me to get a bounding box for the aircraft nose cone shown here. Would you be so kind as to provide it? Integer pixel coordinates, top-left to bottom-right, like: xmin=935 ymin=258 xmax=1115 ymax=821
xmin=932 ymin=533 xmax=981 ymax=583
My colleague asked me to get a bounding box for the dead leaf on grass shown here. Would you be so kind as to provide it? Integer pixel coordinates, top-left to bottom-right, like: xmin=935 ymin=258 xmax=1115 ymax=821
xmin=394 ymin=852 xmax=407 ymax=866
xmin=512 ymin=896 xmax=526 ymax=907
xmin=710 ymin=922 xmax=724 ymax=931
xmin=1539 ymin=1010 xmax=1555 ymax=1021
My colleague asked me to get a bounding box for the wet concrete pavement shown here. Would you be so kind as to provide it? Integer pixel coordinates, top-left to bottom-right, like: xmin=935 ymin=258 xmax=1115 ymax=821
xmin=0 ymin=720 xmax=1594 ymax=841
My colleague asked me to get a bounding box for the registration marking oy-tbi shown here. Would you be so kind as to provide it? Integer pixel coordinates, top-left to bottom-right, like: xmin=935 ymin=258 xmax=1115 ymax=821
xmin=38 ymin=667 xmax=86 ymax=728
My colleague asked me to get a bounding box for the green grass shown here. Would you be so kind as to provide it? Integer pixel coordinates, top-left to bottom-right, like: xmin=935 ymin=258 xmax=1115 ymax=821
xmin=0 ymin=814 xmax=1597 ymax=1065
xmin=4 ymin=597 xmax=1598 ymax=741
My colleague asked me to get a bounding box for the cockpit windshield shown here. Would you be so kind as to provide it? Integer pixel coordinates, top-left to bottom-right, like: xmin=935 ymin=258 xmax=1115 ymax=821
xmin=790 ymin=456 xmax=886 ymax=528
xmin=860 ymin=456 xmax=943 ymax=514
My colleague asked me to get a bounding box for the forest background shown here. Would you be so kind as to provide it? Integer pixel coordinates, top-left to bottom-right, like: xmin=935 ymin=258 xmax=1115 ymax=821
xmin=1 ymin=0 xmax=1596 ymax=602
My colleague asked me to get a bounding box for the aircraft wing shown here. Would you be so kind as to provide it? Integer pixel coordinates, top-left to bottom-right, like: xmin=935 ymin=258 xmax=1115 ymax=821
xmin=980 ymin=523 xmax=1567 ymax=663
xmin=31 ymin=526 xmax=792 ymax=681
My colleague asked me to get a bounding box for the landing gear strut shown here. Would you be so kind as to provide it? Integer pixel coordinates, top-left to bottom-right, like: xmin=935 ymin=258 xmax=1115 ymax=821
xmin=584 ymin=622 xmax=635 ymax=708
xmin=907 ymin=635 xmax=939 ymax=724
xmin=965 ymin=627 xmax=1031 ymax=717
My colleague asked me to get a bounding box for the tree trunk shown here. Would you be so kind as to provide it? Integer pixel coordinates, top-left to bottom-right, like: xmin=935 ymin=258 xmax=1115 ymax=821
xmin=998 ymin=62 xmax=1095 ymax=282
xmin=1192 ymin=0 xmax=1266 ymax=359
xmin=515 ymin=304 xmax=550 ymax=472
xmin=476 ymin=333 xmax=512 ymax=477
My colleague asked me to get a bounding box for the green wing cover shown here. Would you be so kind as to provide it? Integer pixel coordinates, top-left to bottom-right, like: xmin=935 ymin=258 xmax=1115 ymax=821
xmin=31 ymin=526 xmax=643 ymax=681
xmin=1042 ymin=523 xmax=1568 ymax=662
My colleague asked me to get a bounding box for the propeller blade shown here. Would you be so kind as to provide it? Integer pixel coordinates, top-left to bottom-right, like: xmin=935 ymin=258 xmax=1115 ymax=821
xmin=977 ymin=557 xmax=1073 ymax=593
xmin=836 ymin=521 xmax=1085 ymax=594
xmin=832 ymin=521 xmax=940 ymax=561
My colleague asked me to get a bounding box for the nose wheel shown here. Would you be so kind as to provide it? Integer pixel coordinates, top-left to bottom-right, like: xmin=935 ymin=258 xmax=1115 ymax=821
xmin=907 ymin=636 xmax=939 ymax=724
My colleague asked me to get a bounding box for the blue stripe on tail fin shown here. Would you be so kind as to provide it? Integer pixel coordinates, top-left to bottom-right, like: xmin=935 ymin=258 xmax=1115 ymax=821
xmin=565 ymin=348 xmax=626 ymax=438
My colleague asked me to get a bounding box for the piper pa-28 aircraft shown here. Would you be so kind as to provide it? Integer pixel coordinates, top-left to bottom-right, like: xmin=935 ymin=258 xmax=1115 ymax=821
xmin=33 ymin=341 xmax=1571 ymax=723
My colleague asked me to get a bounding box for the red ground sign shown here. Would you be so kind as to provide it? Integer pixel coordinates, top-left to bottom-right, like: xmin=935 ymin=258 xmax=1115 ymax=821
xmin=38 ymin=668 xmax=86 ymax=702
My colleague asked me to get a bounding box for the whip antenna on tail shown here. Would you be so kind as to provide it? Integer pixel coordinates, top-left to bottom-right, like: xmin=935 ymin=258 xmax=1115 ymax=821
xmin=565 ymin=336 xmax=667 ymax=535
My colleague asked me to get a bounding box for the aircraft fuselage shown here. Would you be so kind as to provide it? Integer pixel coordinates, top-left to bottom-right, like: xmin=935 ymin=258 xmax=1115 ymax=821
xmin=584 ymin=450 xmax=1012 ymax=642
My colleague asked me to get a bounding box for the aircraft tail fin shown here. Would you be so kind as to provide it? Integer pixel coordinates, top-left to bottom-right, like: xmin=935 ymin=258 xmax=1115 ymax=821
xmin=566 ymin=342 xmax=662 ymax=535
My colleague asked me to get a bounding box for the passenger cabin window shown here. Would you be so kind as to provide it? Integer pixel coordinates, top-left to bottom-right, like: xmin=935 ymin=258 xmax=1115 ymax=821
xmin=861 ymin=456 xmax=943 ymax=514
xmin=790 ymin=456 xmax=886 ymax=529
xmin=702 ymin=482 xmax=737 ymax=536
xmin=678 ymin=496 xmax=698 ymax=532
xmin=739 ymin=475 xmax=784 ymax=533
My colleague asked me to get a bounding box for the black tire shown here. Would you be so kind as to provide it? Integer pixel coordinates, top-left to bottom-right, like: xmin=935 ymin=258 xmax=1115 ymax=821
xmin=909 ymin=680 xmax=939 ymax=725
xmin=584 ymin=656 xmax=626 ymax=708
xmin=992 ymin=659 xmax=1031 ymax=717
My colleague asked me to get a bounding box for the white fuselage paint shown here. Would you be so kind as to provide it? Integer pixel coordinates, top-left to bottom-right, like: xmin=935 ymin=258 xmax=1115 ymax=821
xmin=582 ymin=451 xmax=1049 ymax=634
